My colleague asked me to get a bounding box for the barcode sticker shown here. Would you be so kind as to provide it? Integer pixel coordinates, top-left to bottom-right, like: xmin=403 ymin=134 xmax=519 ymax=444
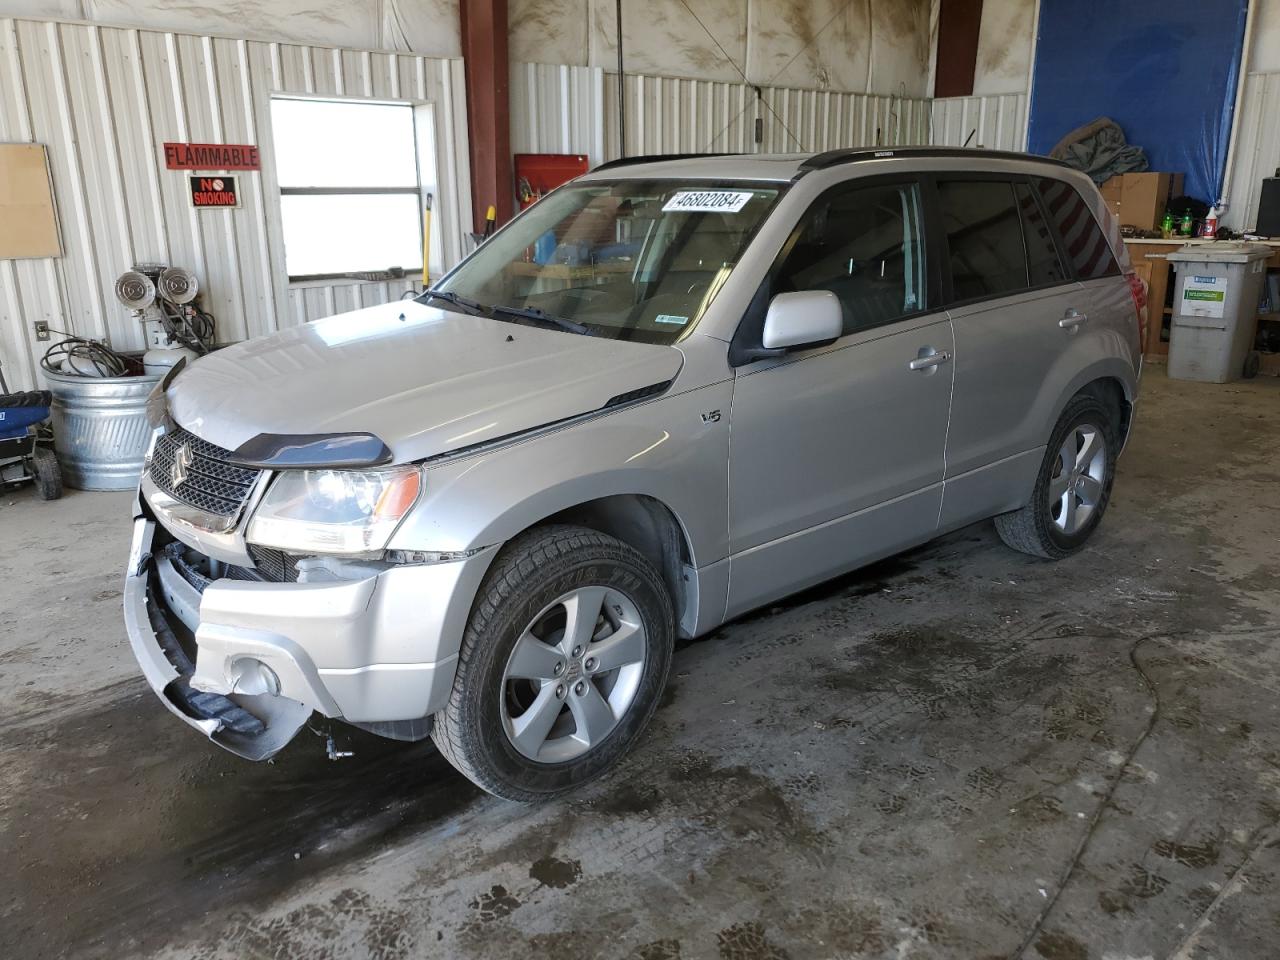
xmin=662 ymin=191 xmax=754 ymax=214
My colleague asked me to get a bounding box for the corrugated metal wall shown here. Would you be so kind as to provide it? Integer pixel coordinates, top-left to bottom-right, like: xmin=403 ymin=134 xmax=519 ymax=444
xmin=1222 ymin=71 xmax=1280 ymax=232
xmin=511 ymin=64 xmax=933 ymax=165
xmin=0 ymin=16 xmax=470 ymax=392
xmin=930 ymin=93 xmax=1028 ymax=152
xmin=601 ymin=73 xmax=934 ymax=159
xmin=509 ymin=62 xmax=604 ymax=162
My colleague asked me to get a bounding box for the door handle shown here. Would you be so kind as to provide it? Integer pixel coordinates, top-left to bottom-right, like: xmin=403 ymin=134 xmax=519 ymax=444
xmin=1059 ymin=310 xmax=1088 ymax=330
xmin=908 ymin=350 xmax=951 ymax=371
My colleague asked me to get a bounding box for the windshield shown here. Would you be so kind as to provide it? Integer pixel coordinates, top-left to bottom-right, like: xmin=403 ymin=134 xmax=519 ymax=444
xmin=430 ymin=179 xmax=782 ymax=344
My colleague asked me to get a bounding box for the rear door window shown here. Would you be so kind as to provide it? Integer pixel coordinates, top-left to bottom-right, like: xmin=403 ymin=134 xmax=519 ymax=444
xmin=1016 ymin=182 xmax=1068 ymax=286
xmin=1034 ymin=176 xmax=1121 ymax=280
xmin=937 ymin=180 xmax=1028 ymax=301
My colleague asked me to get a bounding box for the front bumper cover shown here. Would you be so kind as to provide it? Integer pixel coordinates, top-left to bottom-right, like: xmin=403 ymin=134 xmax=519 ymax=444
xmin=123 ymin=506 xmax=495 ymax=760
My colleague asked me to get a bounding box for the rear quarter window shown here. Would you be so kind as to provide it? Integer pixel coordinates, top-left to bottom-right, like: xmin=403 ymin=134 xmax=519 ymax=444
xmin=1034 ymin=177 xmax=1121 ymax=280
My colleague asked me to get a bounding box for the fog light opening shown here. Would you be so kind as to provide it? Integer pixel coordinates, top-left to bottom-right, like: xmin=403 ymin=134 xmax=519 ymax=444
xmin=229 ymin=657 xmax=282 ymax=697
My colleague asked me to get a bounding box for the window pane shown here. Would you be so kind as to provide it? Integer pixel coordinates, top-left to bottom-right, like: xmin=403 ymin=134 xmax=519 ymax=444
xmin=1016 ymin=182 xmax=1067 ymax=286
xmin=280 ymin=194 xmax=422 ymax=276
xmin=271 ymin=99 xmax=418 ymax=188
xmin=938 ymin=180 xmax=1028 ymax=300
xmin=775 ymin=182 xmax=925 ymax=334
xmin=1035 ymin=177 xmax=1121 ymax=280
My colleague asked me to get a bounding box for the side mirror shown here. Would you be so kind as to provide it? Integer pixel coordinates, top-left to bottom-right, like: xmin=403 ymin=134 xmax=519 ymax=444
xmin=761 ymin=290 xmax=843 ymax=351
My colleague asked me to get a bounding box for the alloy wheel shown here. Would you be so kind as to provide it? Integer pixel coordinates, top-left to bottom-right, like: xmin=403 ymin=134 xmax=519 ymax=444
xmin=500 ymin=585 xmax=648 ymax=763
xmin=1048 ymin=423 xmax=1107 ymax=535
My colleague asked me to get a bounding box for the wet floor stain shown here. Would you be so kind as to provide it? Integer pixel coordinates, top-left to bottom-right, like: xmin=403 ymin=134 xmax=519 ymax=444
xmin=194 ymin=887 xmax=415 ymax=960
xmin=470 ymin=884 xmax=523 ymax=922
xmin=1034 ymin=928 xmax=1088 ymax=960
xmin=528 ymin=855 xmax=582 ymax=889
xmin=0 ymin=686 xmax=480 ymax=959
xmin=715 ymin=921 xmax=789 ymax=960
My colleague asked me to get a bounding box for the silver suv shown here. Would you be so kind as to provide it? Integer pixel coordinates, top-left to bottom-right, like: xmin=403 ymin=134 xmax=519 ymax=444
xmin=125 ymin=149 xmax=1142 ymax=800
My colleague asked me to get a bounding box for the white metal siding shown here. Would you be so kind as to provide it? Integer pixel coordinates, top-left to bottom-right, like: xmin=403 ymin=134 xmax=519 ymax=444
xmin=604 ymin=74 xmax=933 ymax=159
xmin=509 ymin=62 xmax=604 ymax=162
xmin=511 ymin=63 xmax=933 ymax=166
xmin=0 ymin=16 xmax=470 ymax=392
xmin=1223 ymin=71 xmax=1280 ymax=232
xmin=929 ymin=93 xmax=1028 ymax=152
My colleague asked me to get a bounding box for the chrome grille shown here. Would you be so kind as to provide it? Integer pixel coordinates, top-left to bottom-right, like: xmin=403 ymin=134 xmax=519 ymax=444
xmin=149 ymin=427 xmax=260 ymax=517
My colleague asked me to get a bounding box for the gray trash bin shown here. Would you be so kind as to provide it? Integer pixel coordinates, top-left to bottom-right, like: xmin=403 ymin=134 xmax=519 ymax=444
xmin=1166 ymin=242 xmax=1271 ymax=383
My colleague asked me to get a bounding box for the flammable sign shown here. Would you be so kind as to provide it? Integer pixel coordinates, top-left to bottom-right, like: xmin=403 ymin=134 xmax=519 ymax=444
xmin=188 ymin=175 xmax=240 ymax=209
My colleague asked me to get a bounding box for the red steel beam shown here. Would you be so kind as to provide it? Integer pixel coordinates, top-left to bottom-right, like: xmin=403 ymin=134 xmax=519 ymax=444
xmin=459 ymin=0 xmax=513 ymax=232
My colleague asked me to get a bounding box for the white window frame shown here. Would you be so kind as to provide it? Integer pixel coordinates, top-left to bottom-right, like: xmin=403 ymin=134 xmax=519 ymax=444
xmin=271 ymin=95 xmax=437 ymax=284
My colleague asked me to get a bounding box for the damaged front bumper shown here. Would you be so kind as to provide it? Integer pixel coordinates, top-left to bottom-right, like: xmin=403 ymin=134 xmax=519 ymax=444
xmin=123 ymin=515 xmax=311 ymax=759
xmin=123 ymin=502 xmax=495 ymax=760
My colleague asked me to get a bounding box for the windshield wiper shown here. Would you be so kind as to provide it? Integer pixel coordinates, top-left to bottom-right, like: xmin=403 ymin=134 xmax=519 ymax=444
xmin=489 ymin=304 xmax=593 ymax=336
xmin=421 ymin=290 xmax=488 ymax=316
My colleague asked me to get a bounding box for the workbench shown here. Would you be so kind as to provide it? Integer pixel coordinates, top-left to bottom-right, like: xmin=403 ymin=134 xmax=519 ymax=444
xmin=1124 ymin=238 xmax=1280 ymax=372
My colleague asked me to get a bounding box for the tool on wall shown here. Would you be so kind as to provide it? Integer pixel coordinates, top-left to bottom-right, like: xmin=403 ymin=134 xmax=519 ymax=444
xmin=421 ymin=192 xmax=433 ymax=287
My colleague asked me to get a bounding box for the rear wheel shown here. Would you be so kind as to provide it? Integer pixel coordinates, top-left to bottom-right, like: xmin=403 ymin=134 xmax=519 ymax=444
xmin=994 ymin=393 xmax=1118 ymax=559
xmin=31 ymin=446 xmax=62 ymax=501
xmin=432 ymin=525 xmax=674 ymax=801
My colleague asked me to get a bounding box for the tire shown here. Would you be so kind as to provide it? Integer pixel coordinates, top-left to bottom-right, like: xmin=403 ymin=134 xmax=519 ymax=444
xmin=1243 ymin=350 xmax=1261 ymax=380
xmin=994 ymin=392 xmax=1118 ymax=560
xmin=31 ymin=446 xmax=63 ymax=501
xmin=431 ymin=524 xmax=674 ymax=801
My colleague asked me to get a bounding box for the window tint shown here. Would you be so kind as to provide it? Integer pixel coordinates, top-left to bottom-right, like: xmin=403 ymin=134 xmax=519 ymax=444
xmin=774 ymin=182 xmax=925 ymax=334
xmin=1016 ymin=182 xmax=1067 ymax=286
xmin=938 ymin=180 xmax=1028 ymax=300
xmin=1035 ymin=177 xmax=1121 ymax=280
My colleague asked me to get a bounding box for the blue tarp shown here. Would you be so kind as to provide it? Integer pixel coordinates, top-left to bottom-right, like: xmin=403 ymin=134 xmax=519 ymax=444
xmin=1027 ymin=0 xmax=1249 ymax=204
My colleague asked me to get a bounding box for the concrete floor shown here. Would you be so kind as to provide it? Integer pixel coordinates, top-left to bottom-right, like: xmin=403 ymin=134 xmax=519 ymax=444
xmin=2 ymin=369 xmax=1279 ymax=960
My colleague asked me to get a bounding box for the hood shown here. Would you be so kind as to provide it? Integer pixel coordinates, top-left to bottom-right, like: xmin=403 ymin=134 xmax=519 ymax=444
xmin=167 ymin=301 xmax=684 ymax=463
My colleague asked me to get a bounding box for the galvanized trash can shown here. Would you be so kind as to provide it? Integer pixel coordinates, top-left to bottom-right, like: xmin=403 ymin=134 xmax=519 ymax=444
xmin=42 ymin=369 xmax=160 ymax=490
xmin=1166 ymin=242 xmax=1272 ymax=383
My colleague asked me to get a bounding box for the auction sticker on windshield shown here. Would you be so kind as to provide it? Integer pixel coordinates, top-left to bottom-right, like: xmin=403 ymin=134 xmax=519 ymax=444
xmin=662 ymin=191 xmax=755 ymax=214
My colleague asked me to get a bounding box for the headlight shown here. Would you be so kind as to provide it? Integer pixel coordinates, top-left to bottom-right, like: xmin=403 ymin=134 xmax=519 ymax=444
xmin=246 ymin=466 xmax=422 ymax=555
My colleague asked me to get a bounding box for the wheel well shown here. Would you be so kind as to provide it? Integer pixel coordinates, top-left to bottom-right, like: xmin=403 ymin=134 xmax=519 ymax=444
xmin=1079 ymin=377 xmax=1131 ymax=445
xmin=540 ymin=495 xmax=694 ymax=637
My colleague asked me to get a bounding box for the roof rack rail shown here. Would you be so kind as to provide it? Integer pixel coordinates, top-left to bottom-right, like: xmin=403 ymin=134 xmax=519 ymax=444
xmin=591 ymin=152 xmax=742 ymax=173
xmin=797 ymin=146 xmax=1072 ymax=174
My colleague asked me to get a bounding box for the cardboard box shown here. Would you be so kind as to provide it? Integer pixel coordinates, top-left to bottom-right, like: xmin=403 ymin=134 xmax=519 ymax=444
xmin=1116 ymin=172 xmax=1184 ymax=230
xmin=1099 ymin=176 xmax=1123 ymax=203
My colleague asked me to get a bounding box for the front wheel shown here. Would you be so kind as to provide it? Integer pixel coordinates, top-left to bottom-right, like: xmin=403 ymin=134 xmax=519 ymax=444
xmin=994 ymin=393 xmax=1118 ymax=559
xmin=432 ymin=525 xmax=674 ymax=801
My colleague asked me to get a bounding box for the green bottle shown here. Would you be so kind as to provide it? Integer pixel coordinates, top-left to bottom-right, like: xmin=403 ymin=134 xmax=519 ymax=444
xmin=1180 ymin=209 xmax=1193 ymax=236
xmin=1161 ymin=210 xmax=1174 ymax=237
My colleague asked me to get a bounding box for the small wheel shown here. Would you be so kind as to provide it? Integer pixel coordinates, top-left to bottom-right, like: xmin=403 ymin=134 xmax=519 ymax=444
xmin=31 ymin=446 xmax=63 ymax=501
xmin=431 ymin=524 xmax=674 ymax=801
xmin=1243 ymin=350 xmax=1261 ymax=379
xmin=994 ymin=393 xmax=1118 ymax=560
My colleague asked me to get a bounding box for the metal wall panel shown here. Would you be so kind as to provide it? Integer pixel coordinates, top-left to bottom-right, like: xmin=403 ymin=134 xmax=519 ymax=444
xmin=0 ymin=16 xmax=470 ymax=392
xmin=1222 ymin=71 xmax=1280 ymax=232
xmin=509 ymin=62 xmax=604 ymax=162
xmin=930 ymin=93 xmax=1028 ymax=152
xmin=511 ymin=65 xmax=933 ymax=171
xmin=604 ymin=75 xmax=934 ymax=158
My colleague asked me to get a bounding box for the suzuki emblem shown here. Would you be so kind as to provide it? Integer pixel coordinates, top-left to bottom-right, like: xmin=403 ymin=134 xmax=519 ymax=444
xmin=170 ymin=442 xmax=193 ymax=489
